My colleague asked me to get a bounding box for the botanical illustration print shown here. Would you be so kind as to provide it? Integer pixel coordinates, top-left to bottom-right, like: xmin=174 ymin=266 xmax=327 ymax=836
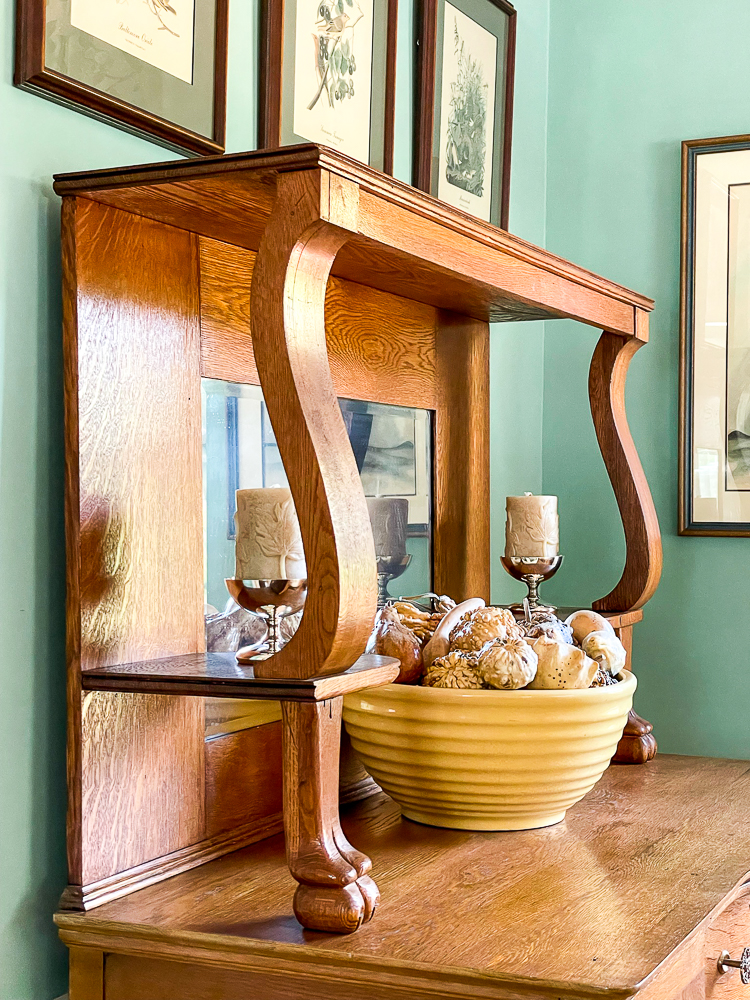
xmin=70 ymin=0 xmax=195 ymax=83
xmin=445 ymin=18 xmax=488 ymax=198
xmin=726 ymin=183 xmax=750 ymax=489
xmin=293 ymin=0 xmax=374 ymax=164
xmin=437 ymin=3 xmax=496 ymax=221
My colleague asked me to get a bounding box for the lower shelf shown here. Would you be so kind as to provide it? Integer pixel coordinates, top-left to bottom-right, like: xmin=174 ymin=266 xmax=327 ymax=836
xmin=81 ymin=653 xmax=399 ymax=701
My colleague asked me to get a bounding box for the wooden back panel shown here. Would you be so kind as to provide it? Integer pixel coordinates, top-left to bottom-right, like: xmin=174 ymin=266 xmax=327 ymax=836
xmin=65 ymin=200 xmax=205 ymax=887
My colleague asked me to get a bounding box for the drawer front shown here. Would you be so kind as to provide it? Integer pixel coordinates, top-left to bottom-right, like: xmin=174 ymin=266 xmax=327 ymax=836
xmin=706 ymin=885 xmax=750 ymax=998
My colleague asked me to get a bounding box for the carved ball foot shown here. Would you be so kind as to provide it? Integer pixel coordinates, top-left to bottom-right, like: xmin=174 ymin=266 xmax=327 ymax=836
xmin=613 ymin=709 xmax=657 ymax=765
xmin=293 ymin=876 xmax=380 ymax=933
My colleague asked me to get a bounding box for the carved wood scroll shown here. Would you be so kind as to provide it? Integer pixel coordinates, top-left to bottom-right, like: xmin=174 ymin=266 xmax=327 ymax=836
xmin=249 ymin=169 xmax=384 ymax=931
xmin=589 ymin=319 xmax=662 ymax=612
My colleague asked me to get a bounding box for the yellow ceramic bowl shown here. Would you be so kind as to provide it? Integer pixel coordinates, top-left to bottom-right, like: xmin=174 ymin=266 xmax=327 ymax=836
xmin=342 ymin=671 xmax=636 ymax=831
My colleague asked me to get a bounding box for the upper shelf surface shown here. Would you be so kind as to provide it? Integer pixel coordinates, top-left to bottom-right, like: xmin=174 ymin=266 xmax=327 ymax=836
xmin=54 ymin=144 xmax=653 ymax=334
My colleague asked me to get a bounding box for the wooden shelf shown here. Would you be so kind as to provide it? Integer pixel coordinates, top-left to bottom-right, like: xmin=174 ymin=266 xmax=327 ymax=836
xmin=81 ymin=653 xmax=399 ymax=701
xmin=56 ymin=756 xmax=750 ymax=1000
xmin=53 ymin=144 xmax=653 ymax=334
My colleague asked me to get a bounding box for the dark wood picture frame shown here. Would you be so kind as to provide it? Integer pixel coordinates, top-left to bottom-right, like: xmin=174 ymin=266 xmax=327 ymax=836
xmin=415 ymin=0 xmax=515 ymax=229
xmin=259 ymin=0 xmax=398 ymax=174
xmin=680 ymin=133 xmax=750 ymax=536
xmin=14 ymin=0 xmax=229 ymax=156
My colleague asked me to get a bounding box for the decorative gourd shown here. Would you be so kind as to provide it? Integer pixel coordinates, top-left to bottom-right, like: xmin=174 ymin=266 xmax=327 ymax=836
xmin=564 ymin=609 xmax=615 ymax=645
xmin=477 ymin=638 xmax=538 ymax=690
xmin=520 ymin=617 xmax=574 ymax=645
xmin=366 ymin=606 xmax=424 ymax=684
xmin=582 ymin=630 xmax=627 ymax=676
xmin=450 ymin=607 xmax=520 ymax=653
xmin=423 ymin=652 xmax=484 ymax=689
xmin=423 ymin=598 xmax=485 ymax=669
xmin=528 ymin=635 xmax=599 ymax=690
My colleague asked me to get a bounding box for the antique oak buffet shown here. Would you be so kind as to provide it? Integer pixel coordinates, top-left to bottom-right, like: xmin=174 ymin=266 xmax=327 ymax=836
xmin=53 ymin=146 xmax=750 ymax=998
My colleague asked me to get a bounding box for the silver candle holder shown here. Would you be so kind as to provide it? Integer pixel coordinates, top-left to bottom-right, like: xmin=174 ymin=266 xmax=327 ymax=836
xmin=225 ymin=578 xmax=307 ymax=663
xmin=375 ymin=553 xmax=412 ymax=607
xmin=500 ymin=555 xmax=564 ymax=615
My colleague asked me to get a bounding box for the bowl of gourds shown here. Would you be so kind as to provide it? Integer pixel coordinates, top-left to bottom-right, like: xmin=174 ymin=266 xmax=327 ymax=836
xmin=342 ymin=599 xmax=635 ymax=831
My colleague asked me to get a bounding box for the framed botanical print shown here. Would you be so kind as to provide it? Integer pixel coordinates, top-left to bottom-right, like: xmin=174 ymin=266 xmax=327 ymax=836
xmin=259 ymin=0 xmax=398 ymax=172
xmin=14 ymin=0 xmax=229 ymax=155
xmin=680 ymin=134 xmax=750 ymax=535
xmin=415 ymin=0 xmax=515 ymax=228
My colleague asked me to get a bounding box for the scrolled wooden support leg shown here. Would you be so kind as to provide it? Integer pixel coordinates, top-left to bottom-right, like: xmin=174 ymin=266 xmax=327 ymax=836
xmin=588 ymin=325 xmax=662 ymax=613
xmin=282 ymin=699 xmax=379 ymax=933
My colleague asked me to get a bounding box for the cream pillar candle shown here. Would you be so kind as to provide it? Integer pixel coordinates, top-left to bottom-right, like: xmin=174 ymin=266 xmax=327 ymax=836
xmin=367 ymin=498 xmax=409 ymax=557
xmin=505 ymin=493 xmax=559 ymax=558
xmin=235 ymin=488 xmax=307 ymax=581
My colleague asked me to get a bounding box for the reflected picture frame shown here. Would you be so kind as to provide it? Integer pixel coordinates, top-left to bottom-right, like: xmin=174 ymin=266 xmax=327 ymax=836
xmin=680 ymin=133 xmax=750 ymax=535
xmin=14 ymin=0 xmax=229 ymax=155
xmin=414 ymin=0 xmax=515 ymax=228
xmin=259 ymin=0 xmax=398 ymax=172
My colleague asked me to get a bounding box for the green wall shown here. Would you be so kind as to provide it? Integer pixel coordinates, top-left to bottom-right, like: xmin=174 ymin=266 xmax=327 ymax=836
xmin=542 ymin=0 xmax=750 ymax=759
xmin=0 ymin=2 xmax=549 ymax=996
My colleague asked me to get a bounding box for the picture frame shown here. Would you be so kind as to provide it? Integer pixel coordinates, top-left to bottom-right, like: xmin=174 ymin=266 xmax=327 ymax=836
xmin=680 ymin=133 xmax=750 ymax=535
xmin=259 ymin=0 xmax=398 ymax=173
xmin=415 ymin=0 xmax=515 ymax=228
xmin=14 ymin=0 xmax=229 ymax=156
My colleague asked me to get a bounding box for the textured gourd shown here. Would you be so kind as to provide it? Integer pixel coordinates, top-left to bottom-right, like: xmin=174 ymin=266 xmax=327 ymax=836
xmin=528 ymin=635 xmax=599 ymax=689
xmin=423 ymin=651 xmax=484 ymax=689
xmin=422 ymin=597 xmax=485 ymax=668
xmin=366 ymin=606 xmax=424 ymax=684
xmin=450 ymin=607 xmax=521 ymax=653
xmin=391 ymin=601 xmax=446 ymax=646
xmin=520 ymin=615 xmax=574 ymax=645
xmin=591 ymin=667 xmax=619 ymax=687
xmin=564 ymin=609 xmax=615 ymax=645
xmin=582 ymin=629 xmax=627 ymax=675
xmin=477 ymin=638 xmax=538 ymax=690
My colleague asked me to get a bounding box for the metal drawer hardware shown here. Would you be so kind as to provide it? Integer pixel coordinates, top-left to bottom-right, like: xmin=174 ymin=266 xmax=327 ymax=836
xmin=718 ymin=949 xmax=750 ymax=984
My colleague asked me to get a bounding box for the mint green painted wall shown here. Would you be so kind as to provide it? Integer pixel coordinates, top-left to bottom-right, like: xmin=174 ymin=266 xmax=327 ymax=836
xmin=0 ymin=1 xmax=550 ymax=995
xmin=491 ymin=0 xmax=549 ymax=603
xmin=543 ymin=0 xmax=750 ymax=758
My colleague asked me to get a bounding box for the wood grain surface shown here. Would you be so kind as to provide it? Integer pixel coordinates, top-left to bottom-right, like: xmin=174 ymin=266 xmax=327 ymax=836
xmin=247 ymin=169 xmax=378 ymax=680
xmin=282 ymin=699 xmax=380 ymax=932
xmin=57 ymin=756 xmax=750 ymax=998
xmin=81 ymin=652 xmax=399 ymax=700
xmin=53 ymin=145 xmax=653 ymax=334
xmin=589 ymin=332 xmax=663 ymax=612
xmin=704 ymin=885 xmax=750 ymax=998
xmin=199 ymin=238 xmax=439 ymax=408
xmin=67 ymin=200 xmax=205 ymax=886
xmin=435 ymin=312 xmax=491 ymax=601
xmin=205 ymin=722 xmax=283 ymax=839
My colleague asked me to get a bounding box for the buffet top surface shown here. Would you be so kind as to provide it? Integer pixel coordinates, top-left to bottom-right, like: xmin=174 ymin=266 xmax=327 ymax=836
xmin=58 ymin=755 xmax=750 ymax=995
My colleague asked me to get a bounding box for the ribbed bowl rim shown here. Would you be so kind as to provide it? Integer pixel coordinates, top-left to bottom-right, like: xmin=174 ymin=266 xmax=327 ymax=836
xmin=345 ymin=669 xmax=636 ymax=703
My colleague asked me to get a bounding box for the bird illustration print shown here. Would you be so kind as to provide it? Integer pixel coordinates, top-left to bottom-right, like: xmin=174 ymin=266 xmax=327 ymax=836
xmin=145 ymin=0 xmax=180 ymax=36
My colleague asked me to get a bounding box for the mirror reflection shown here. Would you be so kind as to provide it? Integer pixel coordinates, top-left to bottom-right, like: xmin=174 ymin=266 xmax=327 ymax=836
xmin=202 ymin=379 xmax=433 ymax=654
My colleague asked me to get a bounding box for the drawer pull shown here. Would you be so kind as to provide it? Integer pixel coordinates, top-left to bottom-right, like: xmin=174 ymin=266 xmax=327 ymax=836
xmin=718 ymin=949 xmax=750 ymax=984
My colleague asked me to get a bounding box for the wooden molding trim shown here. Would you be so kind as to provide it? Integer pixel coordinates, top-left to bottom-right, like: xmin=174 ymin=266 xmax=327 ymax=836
xmin=589 ymin=329 xmax=662 ymax=612
xmin=59 ymin=812 xmax=284 ymax=912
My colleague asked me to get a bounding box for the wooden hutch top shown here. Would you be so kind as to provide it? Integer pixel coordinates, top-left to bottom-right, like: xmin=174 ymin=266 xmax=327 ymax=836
xmin=49 ymin=146 xmax=715 ymax=1000
xmin=54 ymin=143 xmax=654 ymax=333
